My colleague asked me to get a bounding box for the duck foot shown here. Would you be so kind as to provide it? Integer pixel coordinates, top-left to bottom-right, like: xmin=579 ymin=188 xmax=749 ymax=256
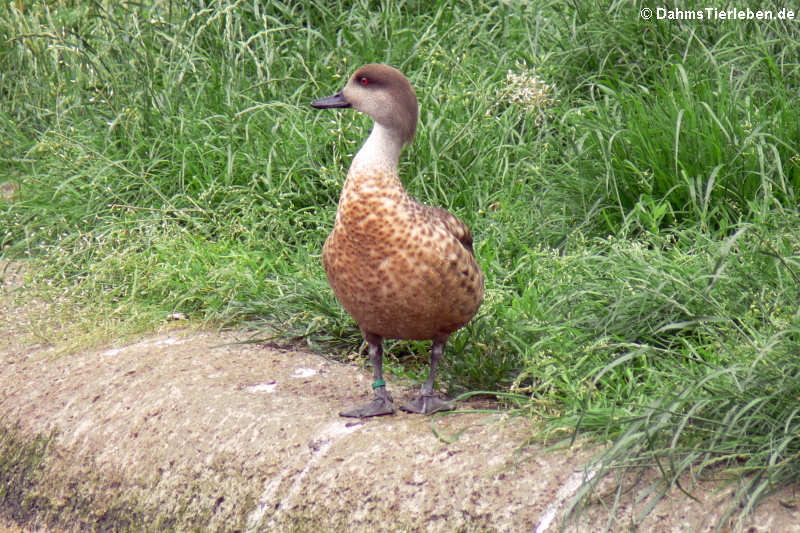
xmin=400 ymin=394 xmax=453 ymax=415
xmin=339 ymin=393 xmax=396 ymax=418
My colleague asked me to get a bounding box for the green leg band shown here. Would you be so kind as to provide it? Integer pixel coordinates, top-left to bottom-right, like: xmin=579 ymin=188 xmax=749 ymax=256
xmin=372 ymin=379 xmax=386 ymax=389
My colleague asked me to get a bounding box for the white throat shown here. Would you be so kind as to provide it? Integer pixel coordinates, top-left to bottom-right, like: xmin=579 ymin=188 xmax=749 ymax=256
xmin=350 ymin=122 xmax=405 ymax=174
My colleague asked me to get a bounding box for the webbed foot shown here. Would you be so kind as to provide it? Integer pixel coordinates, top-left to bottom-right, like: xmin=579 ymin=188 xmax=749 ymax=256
xmin=400 ymin=394 xmax=453 ymax=415
xmin=339 ymin=391 xmax=396 ymax=418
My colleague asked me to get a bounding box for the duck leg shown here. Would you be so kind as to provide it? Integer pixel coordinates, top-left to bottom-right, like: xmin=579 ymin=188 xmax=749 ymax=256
xmin=401 ymin=341 xmax=453 ymax=414
xmin=339 ymin=334 xmax=396 ymax=418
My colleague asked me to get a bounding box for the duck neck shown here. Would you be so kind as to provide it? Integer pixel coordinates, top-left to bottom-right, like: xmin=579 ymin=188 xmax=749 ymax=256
xmin=350 ymin=122 xmax=405 ymax=176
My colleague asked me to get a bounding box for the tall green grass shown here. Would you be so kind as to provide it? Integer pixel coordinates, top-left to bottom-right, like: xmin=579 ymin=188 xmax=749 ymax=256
xmin=2 ymin=0 xmax=799 ymax=528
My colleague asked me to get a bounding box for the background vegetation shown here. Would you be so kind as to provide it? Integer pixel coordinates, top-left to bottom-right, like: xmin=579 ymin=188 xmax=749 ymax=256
xmin=2 ymin=0 xmax=799 ymax=528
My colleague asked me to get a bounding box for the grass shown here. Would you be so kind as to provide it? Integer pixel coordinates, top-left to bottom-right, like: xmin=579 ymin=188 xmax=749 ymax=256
xmin=2 ymin=0 xmax=799 ymax=528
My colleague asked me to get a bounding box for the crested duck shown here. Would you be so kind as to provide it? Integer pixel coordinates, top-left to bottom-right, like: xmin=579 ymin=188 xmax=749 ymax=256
xmin=311 ymin=64 xmax=484 ymax=417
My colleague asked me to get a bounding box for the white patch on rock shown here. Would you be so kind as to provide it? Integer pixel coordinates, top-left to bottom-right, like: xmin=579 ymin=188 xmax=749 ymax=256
xmin=100 ymin=336 xmax=190 ymax=358
xmin=151 ymin=337 xmax=188 ymax=347
xmin=291 ymin=367 xmax=316 ymax=378
xmin=245 ymin=382 xmax=277 ymax=393
xmin=245 ymin=421 xmax=361 ymax=530
xmin=534 ymin=467 xmax=598 ymax=533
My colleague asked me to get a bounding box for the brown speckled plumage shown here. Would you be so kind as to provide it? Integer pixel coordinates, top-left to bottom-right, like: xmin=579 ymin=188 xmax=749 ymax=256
xmin=323 ymin=166 xmax=483 ymax=342
xmin=311 ymin=64 xmax=484 ymax=417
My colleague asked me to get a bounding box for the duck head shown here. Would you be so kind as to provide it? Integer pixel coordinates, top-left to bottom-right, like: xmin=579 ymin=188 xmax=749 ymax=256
xmin=311 ymin=63 xmax=419 ymax=146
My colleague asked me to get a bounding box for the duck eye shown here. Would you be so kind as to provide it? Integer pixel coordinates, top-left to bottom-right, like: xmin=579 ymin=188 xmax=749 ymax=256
xmin=359 ymin=76 xmax=369 ymax=86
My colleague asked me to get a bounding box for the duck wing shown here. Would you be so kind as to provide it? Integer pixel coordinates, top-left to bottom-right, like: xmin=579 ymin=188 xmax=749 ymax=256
xmin=424 ymin=206 xmax=475 ymax=255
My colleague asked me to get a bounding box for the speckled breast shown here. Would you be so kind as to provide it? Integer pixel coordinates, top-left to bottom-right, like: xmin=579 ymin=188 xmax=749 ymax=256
xmin=322 ymin=170 xmax=484 ymax=342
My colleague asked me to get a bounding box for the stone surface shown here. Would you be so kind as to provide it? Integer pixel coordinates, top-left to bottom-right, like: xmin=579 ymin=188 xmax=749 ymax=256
xmin=1 ymin=261 xmax=799 ymax=532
